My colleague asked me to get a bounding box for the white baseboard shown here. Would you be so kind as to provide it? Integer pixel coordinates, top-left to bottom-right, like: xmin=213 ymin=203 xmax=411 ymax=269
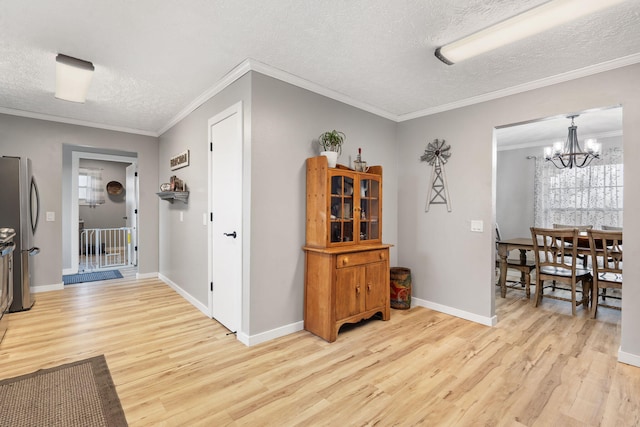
xmin=158 ymin=273 xmax=209 ymax=316
xmin=136 ymin=271 xmax=158 ymax=280
xmin=411 ymin=296 xmax=497 ymax=327
xmin=157 ymin=274 xmax=304 ymax=347
xmin=32 ymin=283 xmax=64 ymax=293
xmin=618 ymin=347 xmax=640 ymax=367
xmin=238 ymin=321 xmax=305 ymax=347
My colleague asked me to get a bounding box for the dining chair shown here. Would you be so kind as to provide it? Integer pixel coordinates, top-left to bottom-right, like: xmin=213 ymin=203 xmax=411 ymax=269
xmin=552 ymin=223 xmax=593 ymax=269
xmin=495 ymin=225 xmax=535 ymax=298
xmin=602 ymin=225 xmax=623 ymax=231
xmin=530 ymin=227 xmax=592 ymax=315
xmin=552 ymin=224 xmax=593 ymax=232
xmin=587 ymin=229 xmax=623 ymax=319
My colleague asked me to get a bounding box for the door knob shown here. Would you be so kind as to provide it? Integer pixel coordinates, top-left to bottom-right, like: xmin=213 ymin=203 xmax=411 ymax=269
xmin=224 ymin=231 xmax=237 ymax=239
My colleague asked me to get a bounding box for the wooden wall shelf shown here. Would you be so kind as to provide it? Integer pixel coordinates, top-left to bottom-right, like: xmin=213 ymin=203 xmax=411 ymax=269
xmin=156 ymin=191 xmax=189 ymax=204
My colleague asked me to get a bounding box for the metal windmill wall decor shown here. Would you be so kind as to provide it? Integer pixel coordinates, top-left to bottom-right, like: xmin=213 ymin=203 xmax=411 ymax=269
xmin=421 ymin=139 xmax=452 ymax=212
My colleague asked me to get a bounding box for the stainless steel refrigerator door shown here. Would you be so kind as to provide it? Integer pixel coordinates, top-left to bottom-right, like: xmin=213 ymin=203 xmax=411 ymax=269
xmin=0 ymin=157 xmax=37 ymax=312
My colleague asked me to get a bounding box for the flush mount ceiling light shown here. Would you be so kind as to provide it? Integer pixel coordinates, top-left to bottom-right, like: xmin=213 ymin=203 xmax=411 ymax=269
xmin=55 ymin=53 xmax=94 ymax=103
xmin=435 ymin=0 xmax=627 ymax=65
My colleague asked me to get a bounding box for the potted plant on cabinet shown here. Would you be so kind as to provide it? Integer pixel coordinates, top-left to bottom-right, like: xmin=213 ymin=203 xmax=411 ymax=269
xmin=318 ymin=130 xmax=345 ymax=168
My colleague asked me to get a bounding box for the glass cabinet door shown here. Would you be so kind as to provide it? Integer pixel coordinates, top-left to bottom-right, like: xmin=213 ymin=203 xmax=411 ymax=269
xmin=358 ymin=177 xmax=380 ymax=242
xmin=330 ymin=175 xmax=355 ymax=243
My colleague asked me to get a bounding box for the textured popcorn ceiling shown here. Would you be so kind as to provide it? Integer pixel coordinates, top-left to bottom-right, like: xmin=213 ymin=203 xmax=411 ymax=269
xmin=0 ymin=0 xmax=639 ymax=136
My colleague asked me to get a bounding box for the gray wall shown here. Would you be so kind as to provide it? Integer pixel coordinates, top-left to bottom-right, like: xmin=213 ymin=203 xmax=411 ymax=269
xmin=397 ymin=63 xmax=640 ymax=360
xmin=158 ymin=71 xmax=398 ymax=338
xmin=158 ymin=73 xmax=252 ymax=311
xmin=0 ymin=114 xmax=159 ymax=285
xmin=250 ymin=72 xmax=398 ymax=335
xmin=79 ymin=159 xmax=128 ymax=229
xmin=496 ymin=146 xmax=538 ymax=240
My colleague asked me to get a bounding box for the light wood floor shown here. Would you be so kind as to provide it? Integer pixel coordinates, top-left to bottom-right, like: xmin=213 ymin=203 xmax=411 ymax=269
xmin=1 ymin=277 xmax=638 ymax=426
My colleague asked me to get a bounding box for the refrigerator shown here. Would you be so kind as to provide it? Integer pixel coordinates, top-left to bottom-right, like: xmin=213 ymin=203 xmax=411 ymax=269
xmin=0 ymin=157 xmax=40 ymax=312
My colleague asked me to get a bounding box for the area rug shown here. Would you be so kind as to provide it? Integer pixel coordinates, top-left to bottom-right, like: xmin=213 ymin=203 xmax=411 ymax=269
xmin=0 ymin=355 xmax=127 ymax=427
xmin=63 ymin=270 xmax=123 ymax=285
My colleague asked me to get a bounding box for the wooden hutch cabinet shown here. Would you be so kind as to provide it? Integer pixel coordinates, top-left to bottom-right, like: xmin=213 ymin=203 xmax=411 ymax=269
xmin=303 ymin=155 xmax=391 ymax=342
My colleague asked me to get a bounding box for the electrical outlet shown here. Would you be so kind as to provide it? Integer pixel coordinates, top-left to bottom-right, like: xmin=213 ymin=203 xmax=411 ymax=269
xmin=180 ymin=211 xmax=184 ymax=222
xmin=46 ymin=211 xmax=55 ymax=222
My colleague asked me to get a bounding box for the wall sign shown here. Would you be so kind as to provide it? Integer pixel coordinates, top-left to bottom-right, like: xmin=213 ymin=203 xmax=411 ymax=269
xmin=170 ymin=150 xmax=190 ymax=170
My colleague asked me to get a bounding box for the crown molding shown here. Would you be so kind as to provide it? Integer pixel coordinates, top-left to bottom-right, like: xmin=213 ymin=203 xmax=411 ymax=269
xmin=246 ymin=59 xmax=398 ymax=121
xmin=0 ymin=106 xmax=158 ymax=137
xmin=5 ymin=52 xmax=639 ymax=138
xmin=157 ymin=58 xmax=397 ymax=136
xmin=398 ymin=53 xmax=640 ymax=122
xmin=157 ymin=59 xmax=253 ymax=135
xmin=497 ymin=129 xmax=623 ymax=152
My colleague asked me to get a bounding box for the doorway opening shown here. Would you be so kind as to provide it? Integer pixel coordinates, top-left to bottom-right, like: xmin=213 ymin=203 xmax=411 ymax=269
xmin=494 ymin=106 xmax=623 ymax=311
xmin=63 ymin=147 xmax=138 ymax=284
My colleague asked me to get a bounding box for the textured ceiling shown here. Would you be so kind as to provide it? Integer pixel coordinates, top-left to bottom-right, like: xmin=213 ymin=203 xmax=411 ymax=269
xmin=1 ymin=0 xmax=639 ymax=136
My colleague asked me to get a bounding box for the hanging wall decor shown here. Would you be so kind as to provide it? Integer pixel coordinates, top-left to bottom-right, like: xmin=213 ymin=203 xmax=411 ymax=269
xmin=170 ymin=150 xmax=190 ymax=170
xmin=420 ymin=139 xmax=452 ymax=212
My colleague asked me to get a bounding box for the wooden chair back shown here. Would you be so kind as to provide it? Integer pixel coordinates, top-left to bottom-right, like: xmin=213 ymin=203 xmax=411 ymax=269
xmin=552 ymin=224 xmax=593 ymax=232
xmin=530 ymin=227 xmax=592 ymax=314
xmin=531 ymin=227 xmax=580 ymax=275
xmin=601 ymin=225 xmax=623 ymax=231
xmin=588 ymin=229 xmax=623 ymax=280
xmin=587 ymin=229 xmax=622 ymax=318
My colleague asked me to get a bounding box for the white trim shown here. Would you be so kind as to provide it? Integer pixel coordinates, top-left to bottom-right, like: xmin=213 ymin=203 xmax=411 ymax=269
xmin=4 ymin=53 xmax=640 ymax=137
xmin=247 ymin=59 xmax=397 ymax=121
xmin=32 ymin=283 xmax=64 ymax=293
xmin=411 ymin=296 xmax=497 ymax=327
xmin=0 ymin=106 xmax=158 ymax=137
xmin=238 ymin=321 xmax=305 ymax=347
xmin=618 ymin=347 xmax=640 ymax=368
xmin=161 ymin=54 xmax=640 ymax=135
xmin=69 ymin=152 xmax=138 ymax=276
xmin=159 ymin=61 xmax=252 ymax=135
xmin=398 ymin=53 xmax=640 ymax=122
xmin=497 ymin=130 xmax=624 ymax=152
xmin=159 ymin=273 xmax=209 ymax=316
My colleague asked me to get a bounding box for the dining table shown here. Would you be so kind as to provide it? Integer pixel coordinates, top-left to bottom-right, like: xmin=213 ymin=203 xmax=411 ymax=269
xmin=497 ymin=233 xmax=595 ymax=298
xmin=497 ymin=237 xmax=535 ymax=298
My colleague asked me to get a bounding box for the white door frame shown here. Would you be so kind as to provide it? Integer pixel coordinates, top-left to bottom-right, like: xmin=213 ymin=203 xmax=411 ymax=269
xmin=208 ymin=101 xmax=250 ymax=343
xmin=66 ymin=151 xmax=137 ymax=275
xmin=125 ymin=164 xmax=139 ymax=266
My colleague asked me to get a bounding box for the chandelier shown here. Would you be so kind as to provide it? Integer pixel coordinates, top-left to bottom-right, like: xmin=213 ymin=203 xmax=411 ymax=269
xmin=544 ymin=115 xmax=601 ymax=169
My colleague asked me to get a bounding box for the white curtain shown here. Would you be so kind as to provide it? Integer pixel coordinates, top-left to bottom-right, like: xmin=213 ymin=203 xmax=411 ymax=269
xmin=534 ymin=147 xmax=623 ymax=229
xmin=81 ymin=168 xmax=105 ymax=206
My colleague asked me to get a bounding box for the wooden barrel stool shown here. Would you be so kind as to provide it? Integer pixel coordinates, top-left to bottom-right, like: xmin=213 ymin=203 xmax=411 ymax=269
xmin=390 ymin=267 xmax=412 ymax=309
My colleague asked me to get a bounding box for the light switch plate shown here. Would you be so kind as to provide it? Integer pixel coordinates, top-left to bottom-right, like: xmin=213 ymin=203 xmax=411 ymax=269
xmin=180 ymin=211 xmax=184 ymax=222
xmin=46 ymin=211 xmax=55 ymax=222
xmin=471 ymin=220 xmax=483 ymax=232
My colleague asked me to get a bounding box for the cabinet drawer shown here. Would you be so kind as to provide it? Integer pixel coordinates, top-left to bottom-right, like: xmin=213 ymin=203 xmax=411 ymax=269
xmin=336 ymin=250 xmax=387 ymax=268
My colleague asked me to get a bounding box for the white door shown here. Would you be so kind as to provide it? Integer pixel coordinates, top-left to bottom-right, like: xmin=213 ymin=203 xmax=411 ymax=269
xmin=125 ymin=164 xmax=138 ymax=266
xmin=209 ymin=104 xmax=243 ymax=333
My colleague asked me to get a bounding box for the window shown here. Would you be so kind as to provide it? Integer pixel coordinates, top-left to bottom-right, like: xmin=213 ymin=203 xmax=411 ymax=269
xmin=78 ymin=168 xmax=105 ymax=206
xmin=534 ymin=147 xmax=623 ymax=228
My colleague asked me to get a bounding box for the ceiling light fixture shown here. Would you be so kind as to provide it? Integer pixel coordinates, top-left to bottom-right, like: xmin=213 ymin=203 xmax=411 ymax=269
xmin=544 ymin=115 xmax=601 ymax=169
xmin=55 ymin=53 xmax=94 ymax=103
xmin=435 ymin=0 xmax=627 ymax=65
